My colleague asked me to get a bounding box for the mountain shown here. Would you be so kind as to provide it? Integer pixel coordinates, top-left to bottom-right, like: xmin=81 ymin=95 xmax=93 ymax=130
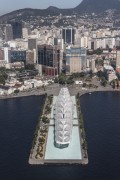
xmin=0 ymin=7 xmax=73 ymax=23
xmin=75 ymin=0 xmax=120 ymax=13
xmin=1 ymin=0 xmax=120 ymax=23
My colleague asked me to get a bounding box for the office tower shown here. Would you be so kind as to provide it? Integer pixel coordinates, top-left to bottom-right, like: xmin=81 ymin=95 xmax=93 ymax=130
xmin=0 ymin=48 xmax=4 ymax=60
xmin=5 ymin=24 xmax=13 ymax=42
xmin=26 ymin=50 xmax=34 ymax=64
xmin=65 ymin=46 xmax=86 ymax=74
xmin=23 ymin=23 xmax=31 ymax=35
xmin=116 ymin=51 xmax=120 ymax=69
xmin=28 ymin=38 xmax=37 ymax=50
xmin=37 ymin=45 xmax=60 ymax=76
xmin=3 ymin=47 xmax=11 ymax=63
xmin=10 ymin=50 xmax=26 ymax=64
xmin=62 ymin=28 xmax=75 ymax=44
xmin=22 ymin=23 xmax=31 ymax=39
xmin=0 ymin=28 xmax=3 ymax=39
xmin=11 ymin=22 xmax=22 ymax=39
xmin=22 ymin=28 xmax=29 ymax=39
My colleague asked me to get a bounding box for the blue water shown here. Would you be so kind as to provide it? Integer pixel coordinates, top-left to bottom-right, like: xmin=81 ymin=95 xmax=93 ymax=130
xmin=0 ymin=92 xmax=120 ymax=180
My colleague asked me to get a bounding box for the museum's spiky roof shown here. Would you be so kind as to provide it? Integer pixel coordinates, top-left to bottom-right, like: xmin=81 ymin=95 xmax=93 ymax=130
xmin=55 ymin=88 xmax=73 ymax=145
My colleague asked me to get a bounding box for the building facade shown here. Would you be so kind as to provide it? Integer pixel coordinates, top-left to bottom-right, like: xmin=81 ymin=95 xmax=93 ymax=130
xmin=65 ymin=47 xmax=87 ymax=74
xmin=10 ymin=50 xmax=26 ymax=64
xmin=5 ymin=24 xmax=13 ymax=42
xmin=11 ymin=22 xmax=22 ymax=39
xmin=62 ymin=28 xmax=75 ymax=44
xmin=28 ymin=38 xmax=37 ymax=50
xmin=116 ymin=51 xmax=120 ymax=69
xmin=37 ymin=45 xmax=60 ymax=76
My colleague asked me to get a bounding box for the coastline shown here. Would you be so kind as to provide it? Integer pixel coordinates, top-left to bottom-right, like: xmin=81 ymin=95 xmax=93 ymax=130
xmin=1 ymin=85 xmax=119 ymax=165
xmin=0 ymin=85 xmax=119 ymax=100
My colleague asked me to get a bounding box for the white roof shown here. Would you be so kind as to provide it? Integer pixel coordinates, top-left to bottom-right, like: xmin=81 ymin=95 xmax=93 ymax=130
xmin=54 ymin=88 xmax=73 ymax=145
xmin=104 ymin=65 xmax=114 ymax=70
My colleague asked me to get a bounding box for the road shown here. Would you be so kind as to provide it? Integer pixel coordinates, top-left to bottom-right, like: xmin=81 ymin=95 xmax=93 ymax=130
xmin=0 ymin=78 xmax=119 ymax=99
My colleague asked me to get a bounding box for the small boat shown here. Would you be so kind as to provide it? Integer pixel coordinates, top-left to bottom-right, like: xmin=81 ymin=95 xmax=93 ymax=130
xmin=89 ymin=92 xmax=92 ymax=95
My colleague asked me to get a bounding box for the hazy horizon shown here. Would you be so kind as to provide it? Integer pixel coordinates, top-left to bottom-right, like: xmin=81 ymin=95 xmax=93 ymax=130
xmin=0 ymin=0 xmax=82 ymax=15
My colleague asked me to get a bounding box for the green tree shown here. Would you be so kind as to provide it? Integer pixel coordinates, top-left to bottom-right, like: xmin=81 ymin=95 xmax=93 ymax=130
xmin=14 ymin=89 xmax=20 ymax=94
xmin=54 ymin=77 xmax=59 ymax=83
xmin=25 ymin=64 xmax=35 ymax=70
xmin=97 ymin=70 xmax=105 ymax=78
xmin=0 ymin=75 xmax=5 ymax=85
xmin=95 ymin=59 xmax=104 ymax=66
xmin=100 ymin=77 xmax=107 ymax=87
xmin=0 ymin=67 xmax=6 ymax=72
xmin=82 ymin=83 xmax=87 ymax=87
xmin=66 ymin=76 xmax=74 ymax=84
xmin=59 ymin=73 xmax=66 ymax=84
xmin=94 ymin=48 xmax=103 ymax=55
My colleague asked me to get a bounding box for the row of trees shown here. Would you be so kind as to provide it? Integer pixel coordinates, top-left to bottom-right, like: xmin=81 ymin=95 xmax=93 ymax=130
xmin=54 ymin=72 xmax=93 ymax=85
xmin=0 ymin=67 xmax=8 ymax=85
xmin=54 ymin=73 xmax=74 ymax=85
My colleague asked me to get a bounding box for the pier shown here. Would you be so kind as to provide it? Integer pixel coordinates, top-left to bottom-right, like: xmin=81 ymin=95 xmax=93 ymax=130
xmin=29 ymin=88 xmax=88 ymax=165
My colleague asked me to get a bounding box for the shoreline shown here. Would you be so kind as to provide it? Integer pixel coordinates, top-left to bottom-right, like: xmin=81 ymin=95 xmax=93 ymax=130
xmin=0 ymin=86 xmax=119 ymax=100
xmin=1 ymin=86 xmax=119 ymax=165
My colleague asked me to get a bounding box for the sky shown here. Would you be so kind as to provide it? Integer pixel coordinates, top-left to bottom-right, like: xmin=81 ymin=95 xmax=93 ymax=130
xmin=0 ymin=0 xmax=82 ymax=15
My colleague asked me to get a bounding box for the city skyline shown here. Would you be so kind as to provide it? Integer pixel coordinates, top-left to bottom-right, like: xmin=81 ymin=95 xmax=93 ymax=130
xmin=0 ymin=0 xmax=82 ymax=15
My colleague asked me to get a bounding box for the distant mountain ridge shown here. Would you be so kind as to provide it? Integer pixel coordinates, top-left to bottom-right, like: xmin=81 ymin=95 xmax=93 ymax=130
xmin=75 ymin=0 xmax=120 ymax=13
xmin=1 ymin=0 xmax=120 ymax=22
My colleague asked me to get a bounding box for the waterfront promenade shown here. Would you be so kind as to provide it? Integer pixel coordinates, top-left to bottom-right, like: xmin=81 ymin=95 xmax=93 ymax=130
xmin=0 ymin=83 xmax=119 ymax=100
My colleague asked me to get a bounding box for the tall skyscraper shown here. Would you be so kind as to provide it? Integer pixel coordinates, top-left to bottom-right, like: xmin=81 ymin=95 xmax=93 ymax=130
xmin=62 ymin=28 xmax=75 ymax=44
xmin=3 ymin=47 xmax=11 ymax=63
xmin=10 ymin=50 xmax=26 ymax=64
xmin=22 ymin=23 xmax=31 ymax=39
xmin=22 ymin=28 xmax=29 ymax=39
xmin=24 ymin=23 xmax=31 ymax=35
xmin=65 ymin=46 xmax=86 ymax=74
xmin=0 ymin=48 xmax=4 ymax=60
xmin=11 ymin=22 xmax=22 ymax=39
xmin=28 ymin=38 xmax=37 ymax=50
xmin=116 ymin=51 xmax=120 ymax=69
xmin=37 ymin=45 xmax=60 ymax=76
xmin=0 ymin=28 xmax=3 ymax=39
xmin=5 ymin=24 xmax=13 ymax=42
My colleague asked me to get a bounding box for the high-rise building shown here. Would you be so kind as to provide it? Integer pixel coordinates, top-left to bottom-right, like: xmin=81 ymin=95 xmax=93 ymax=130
xmin=37 ymin=45 xmax=60 ymax=76
xmin=28 ymin=38 xmax=37 ymax=50
xmin=116 ymin=51 xmax=120 ymax=68
xmin=22 ymin=23 xmax=31 ymax=39
xmin=10 ymin=50 xmax=26 ymax=64
xmin=23 ymin=23 xmax=31 ymax=35
xmin=26 ymin=50 xmax=34 ymax=64
xmin=22 ymin=28 xmax=29 ymax=39
xmin=0 ymin=28 xmax=3 ymax=39
xmin=65 ymin=46 xmax=86 ymax=74
xmin=0 ymin=48 xmax=4 ymax=60
xmin=5 ymin=24 xmax=13 ymax=42
xmin=3 ymin=47 xmax=11 ymax=63
xmin=62 ymin=28 xmax=75 ymax=44
xmin=11 ymin=22 xmax=22 ymax=39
